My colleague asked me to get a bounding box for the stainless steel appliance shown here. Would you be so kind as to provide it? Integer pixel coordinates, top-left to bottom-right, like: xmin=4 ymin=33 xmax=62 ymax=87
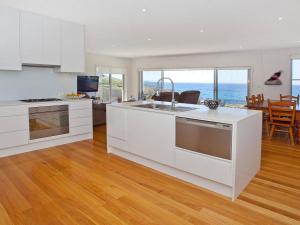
xmin=29 ymin=105 xmax=69 ymax=140
xmin=176 ymin=117 xmax=232 ymax=160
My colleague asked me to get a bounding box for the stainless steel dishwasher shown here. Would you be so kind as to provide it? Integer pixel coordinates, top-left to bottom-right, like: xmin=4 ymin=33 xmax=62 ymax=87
xmin=176 ymin=117 xmax=232 ymax=160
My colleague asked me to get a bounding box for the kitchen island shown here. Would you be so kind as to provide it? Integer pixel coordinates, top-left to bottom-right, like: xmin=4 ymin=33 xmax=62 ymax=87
xmin=107 ymin=101 xmax=262 ymax=200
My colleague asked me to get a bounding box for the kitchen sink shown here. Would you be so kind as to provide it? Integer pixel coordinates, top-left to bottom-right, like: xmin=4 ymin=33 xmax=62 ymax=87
xmin=132 ymin=103 xmax=197 ymax=112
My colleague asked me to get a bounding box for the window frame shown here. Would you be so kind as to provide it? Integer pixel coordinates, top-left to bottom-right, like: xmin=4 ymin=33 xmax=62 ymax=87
xmin=291 ymin=58 xmax=300 ymax=96
xmin=139 ymin=67 xmax=251 ymax=103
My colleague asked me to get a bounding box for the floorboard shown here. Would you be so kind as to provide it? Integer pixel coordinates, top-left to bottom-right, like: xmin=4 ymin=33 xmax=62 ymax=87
xmin=0 ymin=125 xmax=299 ymax=225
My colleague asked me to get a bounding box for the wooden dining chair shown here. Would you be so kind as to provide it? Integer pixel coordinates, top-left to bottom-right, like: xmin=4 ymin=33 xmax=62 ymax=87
xmin=280 ymin=94 xmax=299 ymax=103
xmin=246 ymin=94 xmax=262 ymax=105
xmin=257 ymin=94 xmax=265 ymax=102
xmin=257 ymin=93 xmax=269 ymax=136
xmin=246 ymin=94 xmax=269 ymax=136
xmin=268 ymin=100 xmax=296 ymax=145
xmin=246 ymin=95 xmax=255 ymax=106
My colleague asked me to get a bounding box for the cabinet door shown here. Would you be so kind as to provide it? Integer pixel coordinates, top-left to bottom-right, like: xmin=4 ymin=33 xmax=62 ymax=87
xmin=107 ymin=106 xmax=126 ymax=141
xmin=43 ymin=16 xmax=60 ymax=65
xmin=60 ymin=21 xmax=85 ymax=73
xmin=126 ymin=110 xmax=175 ymax=167
xmin=0 ymin=6 xmax=21 ymax=70
xmin=21 ymin=11 xmax=43 ymax=64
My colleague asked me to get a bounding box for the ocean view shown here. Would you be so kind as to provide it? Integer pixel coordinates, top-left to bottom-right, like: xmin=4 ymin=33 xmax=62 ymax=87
xmin=292 ymin=85 xmax=300 ymax=97
xmin=144 ymin=81 xmax=248 ymax=104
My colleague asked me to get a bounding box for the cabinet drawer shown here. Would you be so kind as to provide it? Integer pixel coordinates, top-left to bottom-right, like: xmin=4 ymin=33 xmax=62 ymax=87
xmin=70 ymin=117 xmax=92 ymax=127
xmin=69 ymin=101 xmax=92 ymax=110
xmin=0 ymin=131 xmax=28 ymax=149
xmin=69 ymin=108 xmax=92 ymax=119
xmin=175 ymin=149 xmax=233 ymax=186
xmin=0 ymin=106 xmax=27 ymax=116
xmin=70 ymin=125 xmax=92 ymax=135
xmin=0 ymin=116 xmax=28 ymax=133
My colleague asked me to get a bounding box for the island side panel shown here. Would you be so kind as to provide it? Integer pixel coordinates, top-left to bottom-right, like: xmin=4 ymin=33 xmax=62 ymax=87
xmin=106 ymin=105 xmax=128 ymax=152
xmin=233 ymin=111 xmax=262 ymax=199
xmin=106 ymin=105 xmax=175 ymax=168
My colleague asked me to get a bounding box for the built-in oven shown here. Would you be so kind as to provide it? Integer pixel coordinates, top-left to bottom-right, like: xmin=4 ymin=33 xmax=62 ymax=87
xmin=176 ymin=117 xmax=232 ymax=160
xmin=29 ymin=105 xmax=69 ymax=140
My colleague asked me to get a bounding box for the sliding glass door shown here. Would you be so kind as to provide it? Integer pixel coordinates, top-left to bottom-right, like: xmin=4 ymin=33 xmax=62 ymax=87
xmin=111 ymin=74 xmax=124 ymax=102
xmin=98 ymin=73 xmax=124 ymax=103
xmin=99 ymin=73 xmax=110 ymax=102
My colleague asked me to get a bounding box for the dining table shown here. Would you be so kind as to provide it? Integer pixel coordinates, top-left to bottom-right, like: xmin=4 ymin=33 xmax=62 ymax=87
xmin=246 ymin=99 xmax=300 ymax=143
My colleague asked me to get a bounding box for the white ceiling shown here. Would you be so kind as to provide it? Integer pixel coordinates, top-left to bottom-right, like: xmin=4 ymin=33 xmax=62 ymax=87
xmin=1 ymin=0 xmax=300 ymax=58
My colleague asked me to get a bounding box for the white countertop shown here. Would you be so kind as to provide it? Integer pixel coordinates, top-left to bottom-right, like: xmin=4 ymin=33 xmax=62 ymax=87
xmin=108 ymin=101 xmax=261 ymax=124
xmin=0 ymin=98 xmax=92 ymax=107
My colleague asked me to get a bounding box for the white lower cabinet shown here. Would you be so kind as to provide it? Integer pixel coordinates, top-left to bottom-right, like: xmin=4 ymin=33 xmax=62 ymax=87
xmin=0 ymin=106 xmax=28 ymax=150
xmin=69 ymin=101 xmax=93 ymax=135
xmin=0 ymin=131 xmax=28 ymax=149
xmin=126 ymin=110 xmax=175 ymax=167
xmin=107 ymin=106 xmax=127 ymax=141
xmin=0 ymin=101 xmax=93 ymax=157
xmin=175 ymin=149 xmax=232 ymax=186
xmin=107 ymin=106 xmax=232 ymax=186
xmin=0 ymin=115 xmax=28 ymax=133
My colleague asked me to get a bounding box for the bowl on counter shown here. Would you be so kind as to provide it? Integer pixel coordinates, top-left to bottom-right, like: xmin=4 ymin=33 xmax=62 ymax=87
xmin=204 ymin=99 xmax=221 ymax=110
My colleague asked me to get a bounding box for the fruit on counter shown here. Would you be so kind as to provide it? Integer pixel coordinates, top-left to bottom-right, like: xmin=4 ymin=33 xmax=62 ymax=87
xmin=65 ymin=93 xmax=85 ymax=98
xmin=66 ymin=93 xmax=81 ymax=97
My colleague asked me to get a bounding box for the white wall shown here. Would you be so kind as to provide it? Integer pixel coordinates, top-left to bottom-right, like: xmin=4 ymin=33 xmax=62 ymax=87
xmin=85 ymin=53 xmax=131 ymax=75
xmin=129 ymin=47 xmax=300 ymax=100
xmin=0 ymin=53 xmax=131 ymax=101
xmin=1 ymin=48 xmax=299 ymax=101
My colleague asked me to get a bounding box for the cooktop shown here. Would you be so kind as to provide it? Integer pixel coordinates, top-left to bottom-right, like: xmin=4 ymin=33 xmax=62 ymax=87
xmin=20 ymin=98 xmax=63 ymax=103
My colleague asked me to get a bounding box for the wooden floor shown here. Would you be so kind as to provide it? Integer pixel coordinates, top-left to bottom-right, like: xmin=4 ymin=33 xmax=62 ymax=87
xmin=0 ymin=126 xmax=299 ymax=225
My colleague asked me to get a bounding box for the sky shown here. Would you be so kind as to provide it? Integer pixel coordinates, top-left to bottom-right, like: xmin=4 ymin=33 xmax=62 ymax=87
xmin=143 ymin=69 xmax=248 ymax=84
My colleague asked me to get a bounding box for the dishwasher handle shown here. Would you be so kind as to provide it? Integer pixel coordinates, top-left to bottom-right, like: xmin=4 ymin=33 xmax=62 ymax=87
xmin=176 ymin=117 xmax=232 ymax=130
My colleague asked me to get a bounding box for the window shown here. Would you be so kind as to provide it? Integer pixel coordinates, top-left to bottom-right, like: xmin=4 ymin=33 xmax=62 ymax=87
xmin=292 ymin=59 xmax=300 ymax=96
xmin=98 ymin=73 xmax=124 ymax=102
xmin=217 ymin=69 xmax=249 ymax=105
xmin=140 ymin=68 xmax=250 ymax=105
xmin=141 ymin=71 xmax=163 ymax=99
xmin=164 ymin=70 xmax=215 ymax=99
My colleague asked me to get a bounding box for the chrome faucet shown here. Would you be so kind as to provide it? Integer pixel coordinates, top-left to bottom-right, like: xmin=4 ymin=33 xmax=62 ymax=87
xmin=156 ymin=77 xmax=176 ymax=109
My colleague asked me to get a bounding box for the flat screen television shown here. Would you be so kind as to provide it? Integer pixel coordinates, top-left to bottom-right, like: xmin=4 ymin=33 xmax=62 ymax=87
xmin=77 ymin=76 xmax=99 ymax=93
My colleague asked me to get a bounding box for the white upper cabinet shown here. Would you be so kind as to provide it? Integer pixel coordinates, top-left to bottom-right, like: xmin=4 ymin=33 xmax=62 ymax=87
xmin=60 ymin=21 xmax=85 ymax=73
xmin=0 ymin=6 xmax=21 ymax=70
xmin=21 ymin=11 xmax=61 ymax=65
xmin=43 ymin=16 xmax=61 ymax=65
xmin=21 ymin=12 xmax=43 ymax=64
xmin=0 ymin=6 xmax=85 ymax=72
